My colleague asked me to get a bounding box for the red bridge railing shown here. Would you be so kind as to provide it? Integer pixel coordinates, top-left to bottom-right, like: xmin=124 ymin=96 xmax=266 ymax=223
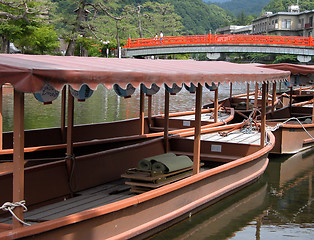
xmin=124 ymin=34 xmax=314 ymax=48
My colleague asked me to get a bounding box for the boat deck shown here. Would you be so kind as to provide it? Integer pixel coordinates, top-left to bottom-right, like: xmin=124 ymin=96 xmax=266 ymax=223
xmin=0 ymin=180 xmax=134 ymax=224
xmin=186 ymin=130 xmax=261 ymax=145
xmin=0 ymin=130 xmax=261 ymax=226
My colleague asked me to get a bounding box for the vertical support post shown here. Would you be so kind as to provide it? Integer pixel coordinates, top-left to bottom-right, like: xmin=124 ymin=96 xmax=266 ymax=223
xmin=254 ymin=83 xmax=259 ymax=108
xmin=193 ymin=83 xmax=202 ymax=175
xmin=246 ymin=82 xmax=250 ymax=111
xmin=271 ymin=82 xmax=277 ymax=115
xmin=139 ymin=85 xmax=145 ymax=135
xmin=147 ymin=95 xmax=152 ymax=128
xmin=260 ymin=83 xmax=267 ymax=148
xmin=229 ymin=82 xmax=233 ymax=98
xmin=12 ymin=90 xmax=24 ymax=229
xmin=61 ymin=86 xmax=67 ymax=143
xmin=164 ymin=89 xmax=170 ymax=152
xmin=66 ymin=87 xmax=74 ymax=176
xmin=312 ymin=96 xmax=314 ymax=124
xmin=279 ymin=82 xmax=281 ymax=93
xmin=0 ymin=85 xmax=2 ymax=150
xmin=289 ymin=86 xmax=293 ymax=110
xmin=214 ymin=88 xmax=218 ymax=123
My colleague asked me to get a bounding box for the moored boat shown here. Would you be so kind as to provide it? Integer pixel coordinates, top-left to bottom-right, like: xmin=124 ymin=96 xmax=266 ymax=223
xmin=261 ymin=64 xmax=314 ymax=154
xmin=0 ymin=55 xmax=289 ymax=239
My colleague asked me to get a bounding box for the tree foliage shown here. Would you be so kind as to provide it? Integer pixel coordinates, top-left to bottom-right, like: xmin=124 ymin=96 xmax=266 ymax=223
xmin=0 ymin=0 xmax=58 ymax=53
xmin=1 ymin=0 xmax=233 ymax=55
xmin=211 ymin=0 xmax=271 ymax=16
xmin=263 ymin=0 xmax=314 ymax=13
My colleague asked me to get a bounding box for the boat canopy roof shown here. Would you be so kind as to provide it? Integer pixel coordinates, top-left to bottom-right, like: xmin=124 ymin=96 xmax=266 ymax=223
xmin=0 ymin=54 xmax=290 ymax=95
xmin=261 ymin=63 xmax=314 ymax=75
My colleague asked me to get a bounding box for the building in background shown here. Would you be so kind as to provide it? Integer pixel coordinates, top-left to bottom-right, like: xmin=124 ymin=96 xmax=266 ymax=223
xmin=216 ymin=5 xmax=313 ymax=37
xmin=252 ymin=5 xmax=313 ymax=37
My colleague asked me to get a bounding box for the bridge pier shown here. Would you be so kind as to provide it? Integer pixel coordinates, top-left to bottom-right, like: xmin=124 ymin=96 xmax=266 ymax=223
xmin=297 ymin=55 xmax=312 ymax=63
xmin=206 ymin=53 xmax=224 ymax=60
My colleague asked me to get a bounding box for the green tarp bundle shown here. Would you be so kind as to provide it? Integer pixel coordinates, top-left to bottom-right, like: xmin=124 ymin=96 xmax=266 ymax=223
xmin=138 ymin=152 xmax=193 ymax=173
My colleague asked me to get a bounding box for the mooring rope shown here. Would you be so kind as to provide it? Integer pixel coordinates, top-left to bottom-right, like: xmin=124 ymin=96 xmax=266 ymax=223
xmin=0 ymin=200 xmax=31 ymax=226
xmin=65 ymin=153 xmax=77 ymax=193
xmin=267 ymin=117 xmax=314 ymax=140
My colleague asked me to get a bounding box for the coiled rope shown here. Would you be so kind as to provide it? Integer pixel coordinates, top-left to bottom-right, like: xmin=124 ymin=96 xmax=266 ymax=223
xmin=0 ymin=200 xmax=31 ymax=226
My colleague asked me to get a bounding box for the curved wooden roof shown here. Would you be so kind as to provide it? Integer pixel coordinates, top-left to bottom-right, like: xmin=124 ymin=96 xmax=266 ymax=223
xmin=0 ymin=54 xmax=290 ymax=93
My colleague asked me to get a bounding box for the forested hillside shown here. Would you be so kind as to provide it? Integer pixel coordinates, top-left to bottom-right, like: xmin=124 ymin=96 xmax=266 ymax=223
xmin=120 ymin=0 xmax=233 ymax=35
xmin=263 ymin=0 xmax=314 ymax=13
xmin=165 ymin=0 xmax=232 ymax=35
xmin=0 ymin=0 xmax=232 ymax=55
xmin=209 ymin=0 xmax=271 ymax=16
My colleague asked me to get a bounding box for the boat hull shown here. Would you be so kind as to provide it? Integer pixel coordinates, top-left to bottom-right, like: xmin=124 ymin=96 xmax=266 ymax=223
xmin=267 ymin=106 xmax=314 ymax=154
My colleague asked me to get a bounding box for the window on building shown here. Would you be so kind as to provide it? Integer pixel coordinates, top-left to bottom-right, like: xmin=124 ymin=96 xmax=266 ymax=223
xmin=281 ymin=19 xmax=291 ymax=29
xmin=310 ymin=16 xmax=313 ymax=27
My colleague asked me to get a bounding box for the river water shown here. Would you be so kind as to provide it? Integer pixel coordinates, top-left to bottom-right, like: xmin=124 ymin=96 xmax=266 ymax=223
xmin=2 ymin=83 xmax=312 ymax=240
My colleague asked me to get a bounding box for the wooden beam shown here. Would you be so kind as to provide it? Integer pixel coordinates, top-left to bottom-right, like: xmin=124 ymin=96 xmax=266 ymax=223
xmin=229 ymin=82 xmax=233 ymax=98
xmin=164 ymin=90 xmax=170 ymax=152
xmin=289 ymin=86 xmax=293 ymax=110
xmin=254 ymin=83 xmax=259 ymax=108
xmin=246 ymin=83 xmax=250 ymax=111
xmin=214 ymin=88 xmax=218 ymax=123
xmin=147 ymin=95 xmax=152 ymax=128
xmin=61 ymin=87 xmax=67 ymax=143
xmin=139 ymin=85 xmax=145 ymax=135
xmin=66 ymin=87 xmax=74 ymax=177
xmin=0 ymin=86 xmax=2 ymax=150
xmin=260 ymin=83 xmax=267 ymax=148
xmin=12 ymin=90 xmax=24 ymax=229
xmin=271 ymin=82 xmax=276 ymax=115
xmin=193 ymin=83 xmax=202 ymax=175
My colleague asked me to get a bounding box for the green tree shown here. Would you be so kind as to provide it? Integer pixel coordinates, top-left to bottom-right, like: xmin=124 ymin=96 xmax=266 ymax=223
xmin=0 ymin=0 xmax=51 ymax=53
xmin=30 ymin=25 xmax=59 ymax=54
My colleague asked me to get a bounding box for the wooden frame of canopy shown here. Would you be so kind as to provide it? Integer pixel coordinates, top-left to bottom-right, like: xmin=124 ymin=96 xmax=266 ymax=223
xmin=0 ymin=54 xmax=289 ymax=231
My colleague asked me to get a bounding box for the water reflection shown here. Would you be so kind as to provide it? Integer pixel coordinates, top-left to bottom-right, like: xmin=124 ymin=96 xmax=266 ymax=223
xmin=148 ymin=148 xmax=314 ymax=240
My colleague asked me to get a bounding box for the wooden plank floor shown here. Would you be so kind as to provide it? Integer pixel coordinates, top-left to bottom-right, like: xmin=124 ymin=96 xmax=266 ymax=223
xmin=0 ymin=179 xmax=134 ymax=224
xmin=186 ymin=130 xmax=261 ymax=145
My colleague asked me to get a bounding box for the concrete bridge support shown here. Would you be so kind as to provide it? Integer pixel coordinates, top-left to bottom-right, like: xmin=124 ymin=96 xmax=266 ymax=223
xmin=297 ymin=55 xmax=312 ymax=63
xmin=206 ymin=53 xmax=224 ymax=60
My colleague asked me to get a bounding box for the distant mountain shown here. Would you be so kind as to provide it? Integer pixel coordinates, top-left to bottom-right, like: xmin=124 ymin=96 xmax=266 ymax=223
xmin=204 ymin=0 xmax=271 ymax=16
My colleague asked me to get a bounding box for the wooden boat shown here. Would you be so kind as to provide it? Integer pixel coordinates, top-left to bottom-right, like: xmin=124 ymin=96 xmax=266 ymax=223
xmin=279 ymin=85 xmax=314 ymax=106
xmin=260 ymin=64 xmax=314 ymax=154
xmin=265 ymin=103 xmax=314 ymax=154
xmin=0 ymin=55 xmax=289 ymax=239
